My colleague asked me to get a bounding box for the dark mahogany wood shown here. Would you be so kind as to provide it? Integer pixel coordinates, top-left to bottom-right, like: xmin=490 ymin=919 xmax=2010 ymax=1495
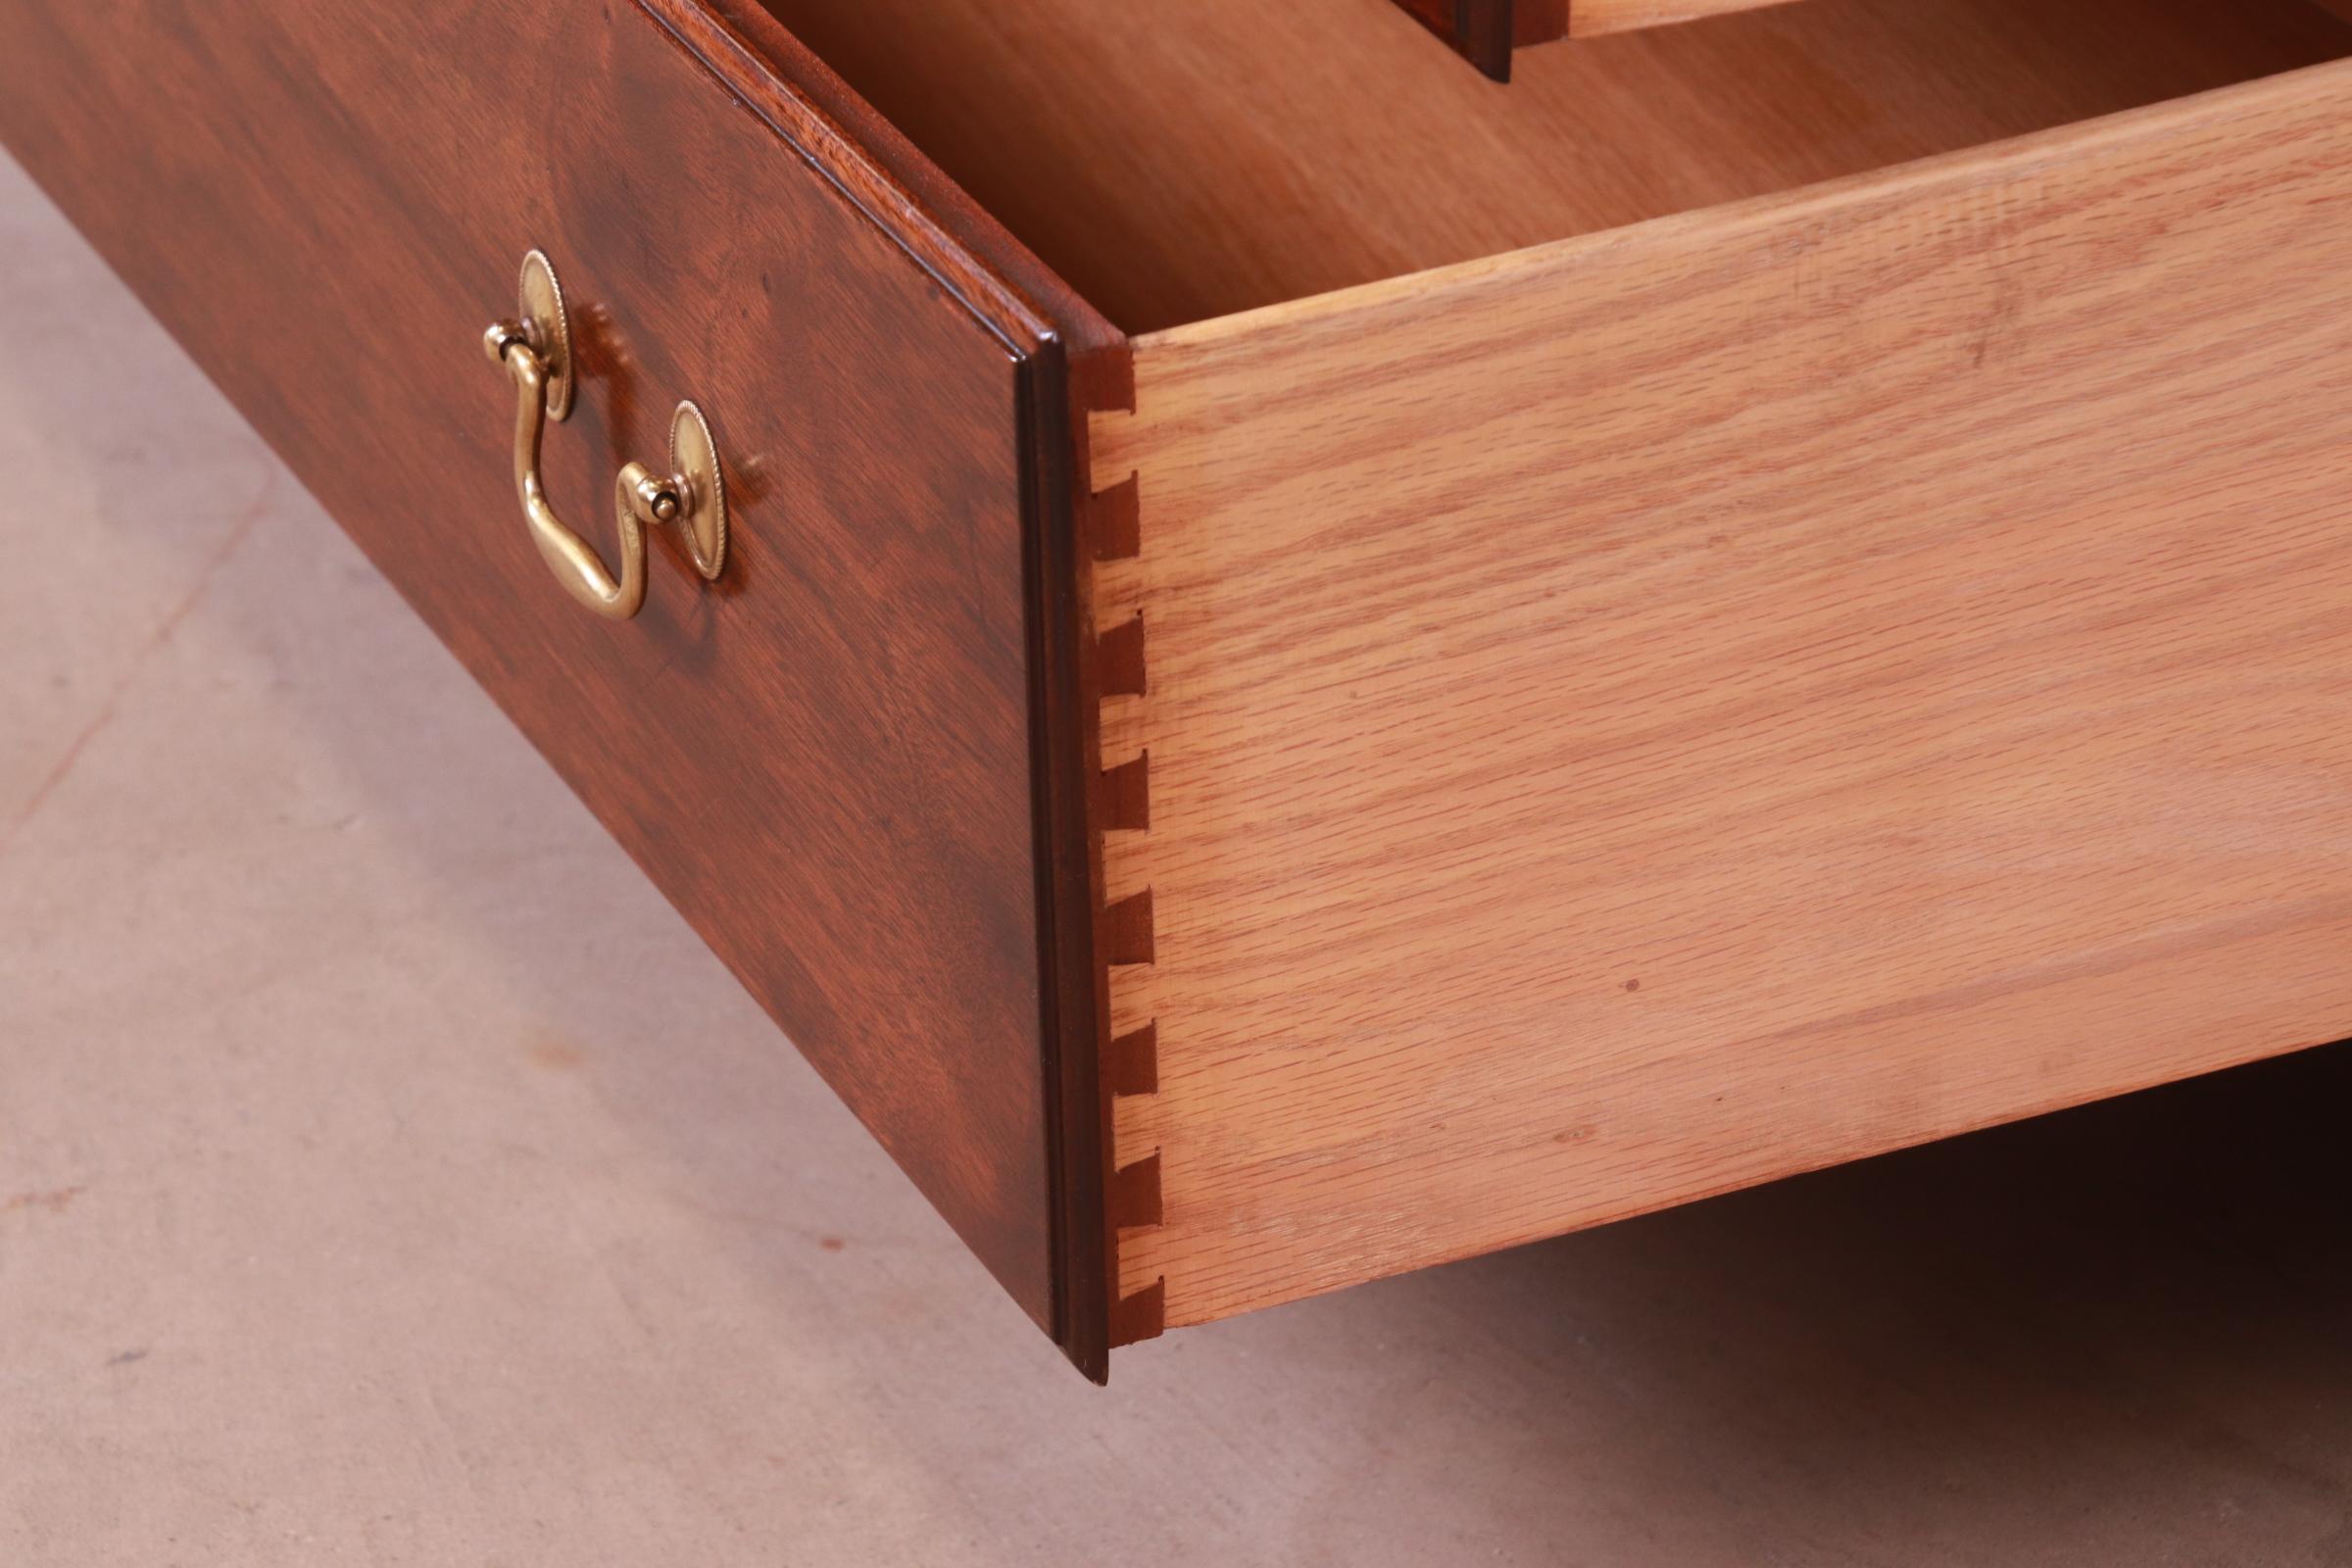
xmin=0 ymin=0 xmax=1125 ymax=1377
xmin=1389 ymin=0 xmax=1566 ymax=78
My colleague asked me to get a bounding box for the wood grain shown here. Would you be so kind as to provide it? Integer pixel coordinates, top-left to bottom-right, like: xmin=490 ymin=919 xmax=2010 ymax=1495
xmin=756 ymin=0 xmax=2351 ymax=332
xmin=1091 ymin=59 xmax=2352 ymax=1328
xmin=0 ymin=0 xmax=1127 ymax=1373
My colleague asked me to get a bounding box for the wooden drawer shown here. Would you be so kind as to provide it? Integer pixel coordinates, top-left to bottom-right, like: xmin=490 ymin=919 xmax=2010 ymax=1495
xmin=4 ymin=0 xmax=2350 ymax=1381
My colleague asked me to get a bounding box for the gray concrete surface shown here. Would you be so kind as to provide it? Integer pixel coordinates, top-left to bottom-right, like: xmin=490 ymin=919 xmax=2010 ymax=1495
xmin=6 ymin=148 xmax=2352 ymax=1566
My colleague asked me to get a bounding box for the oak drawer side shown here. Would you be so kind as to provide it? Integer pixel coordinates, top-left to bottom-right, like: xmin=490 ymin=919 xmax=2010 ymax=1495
xmin=1098 ymin=60 xmax=2352 ymax=1327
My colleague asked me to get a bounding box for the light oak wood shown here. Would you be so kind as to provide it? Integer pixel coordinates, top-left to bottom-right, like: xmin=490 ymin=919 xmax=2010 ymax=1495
xmin=757 ymin=0 xmax=2350 ymax=332
xmin=1569 ymin=0 xmax=1794 ymax=36
xmin=1090 ymin=59 xmax=2352 ymax=1329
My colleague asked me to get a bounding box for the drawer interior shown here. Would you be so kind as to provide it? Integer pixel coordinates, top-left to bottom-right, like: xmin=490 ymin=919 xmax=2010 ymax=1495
xmin=757 ymin=0 xmax=2352 ymax=332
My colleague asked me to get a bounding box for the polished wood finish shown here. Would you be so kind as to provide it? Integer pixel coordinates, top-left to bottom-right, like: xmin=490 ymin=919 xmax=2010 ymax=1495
xmin=1090 ymin=58 xmax=2352 ymax=1328
xmin=0 ymin=0 xmax=1127 ymax=1374
xmin=760 ymin=0 xmax=2352 ymax=332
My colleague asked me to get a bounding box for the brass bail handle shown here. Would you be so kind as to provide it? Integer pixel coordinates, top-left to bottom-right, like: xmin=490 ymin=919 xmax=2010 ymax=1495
xmin=481 ymin=250 xmax=727 ymax=620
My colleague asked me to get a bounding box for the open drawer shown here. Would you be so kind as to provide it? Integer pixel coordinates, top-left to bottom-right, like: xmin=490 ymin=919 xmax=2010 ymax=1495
xmin=3 ymin=0 xmax=2349 ymax=1381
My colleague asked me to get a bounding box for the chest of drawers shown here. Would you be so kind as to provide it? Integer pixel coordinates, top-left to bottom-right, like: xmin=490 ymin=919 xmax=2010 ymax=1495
xmin=6 ymin=0 xmax=2348 ymax=1380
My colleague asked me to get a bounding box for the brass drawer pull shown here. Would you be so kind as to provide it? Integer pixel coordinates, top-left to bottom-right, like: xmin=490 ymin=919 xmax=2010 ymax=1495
xmin=481 ymin=250 xmax=726 ymax=620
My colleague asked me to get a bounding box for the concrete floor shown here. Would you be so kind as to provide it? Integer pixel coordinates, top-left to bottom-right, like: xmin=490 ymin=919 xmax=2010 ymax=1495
xmin=6 ymin=147 xmax=2352 ymax=1566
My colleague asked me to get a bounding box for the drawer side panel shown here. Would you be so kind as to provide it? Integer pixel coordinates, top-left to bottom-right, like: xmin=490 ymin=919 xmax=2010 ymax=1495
xmin=1095 ymin=60 xmax=2352 ymax=1328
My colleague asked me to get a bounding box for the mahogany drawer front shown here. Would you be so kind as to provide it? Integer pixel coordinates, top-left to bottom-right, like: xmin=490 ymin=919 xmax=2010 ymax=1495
xmin=6 ymin=0 xmax=2352 ymax=1383
xmin=0 ymin=1 xmax=1117 ymax=1368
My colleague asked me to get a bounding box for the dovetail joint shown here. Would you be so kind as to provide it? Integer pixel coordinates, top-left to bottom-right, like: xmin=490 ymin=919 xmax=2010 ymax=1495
xmin=1083 ymin=376 xmax=1164 ymax=1349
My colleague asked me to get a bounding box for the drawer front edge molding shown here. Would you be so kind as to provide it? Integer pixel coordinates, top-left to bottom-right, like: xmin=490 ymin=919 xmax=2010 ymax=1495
xmin=0 ymin=0 xmax=1128 ymax=1377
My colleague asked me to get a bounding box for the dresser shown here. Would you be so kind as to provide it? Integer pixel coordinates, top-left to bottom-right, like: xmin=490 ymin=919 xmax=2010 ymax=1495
xmin=5 ymin=0 xmax=2347 ymax=1380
